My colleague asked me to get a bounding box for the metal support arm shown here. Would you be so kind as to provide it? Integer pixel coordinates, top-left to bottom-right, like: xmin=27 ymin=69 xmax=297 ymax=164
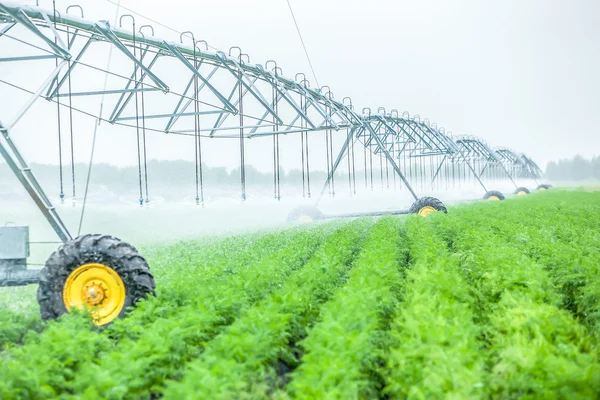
xmin=0 ymin=121 xmax=71 ymax=243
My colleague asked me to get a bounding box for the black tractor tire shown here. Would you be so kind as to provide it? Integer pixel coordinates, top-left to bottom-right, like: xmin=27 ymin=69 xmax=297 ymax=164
xmin=514 ymin=187 xmax=531 ymax=195
xmin=483 ymin=190 xmax=505 ymax=201
xmin=37 ymin=234 xmax=155 ymax=325
xmin=409 ymin=196 xmax=448 ymax=215
xmin=537 ymin=184 xmax=552 ymax=191
xmin=286 ymin=205 xmax=324 ymax=223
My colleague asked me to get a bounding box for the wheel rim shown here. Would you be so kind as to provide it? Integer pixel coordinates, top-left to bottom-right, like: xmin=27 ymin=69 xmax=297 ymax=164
xmin=488 ymin=195 xmax=500 ymax=201
xmin=418 ymin=206 xmax=437 ymax=217
xmin=297 ymin=215 xmax=314 ymax=223
xmin=63 ymin=263 xmax=126 ymax=326
xmin=539 ymin=187 xmax=546 ymax=191
xmin=517 ymin=191 xmax=527 ymax=196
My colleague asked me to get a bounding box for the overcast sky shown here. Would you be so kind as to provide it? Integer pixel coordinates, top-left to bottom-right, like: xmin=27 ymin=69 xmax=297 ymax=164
xmin=1 ymin=0 xmax=599 ymax=172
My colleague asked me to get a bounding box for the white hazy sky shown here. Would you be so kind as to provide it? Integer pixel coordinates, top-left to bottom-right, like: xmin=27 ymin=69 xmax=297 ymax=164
xmin=1 ymin=0 xmax=599 ymax=172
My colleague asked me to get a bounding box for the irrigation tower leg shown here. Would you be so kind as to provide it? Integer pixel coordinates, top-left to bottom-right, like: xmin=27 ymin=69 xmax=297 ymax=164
xmin=319 ymin=125 xmax=419 ymax=203
xmin=430 ymin=155 xmax=447 ymax=184
xmin=365 ymin=125 xmax=419 ymax=201
xmin=464 ymin=160 xmax=488 ymax=193
xmin=497 ymin=162 xmax=519 ymax=189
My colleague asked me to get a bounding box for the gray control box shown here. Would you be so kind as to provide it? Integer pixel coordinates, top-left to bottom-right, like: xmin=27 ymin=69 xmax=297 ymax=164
xmin=0 ymin=226 xmax=29 ymax=260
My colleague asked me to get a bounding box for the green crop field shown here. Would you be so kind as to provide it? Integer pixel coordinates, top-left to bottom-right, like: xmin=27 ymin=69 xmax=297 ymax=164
xmin=1 ymin=190 xmax=599 ymax=399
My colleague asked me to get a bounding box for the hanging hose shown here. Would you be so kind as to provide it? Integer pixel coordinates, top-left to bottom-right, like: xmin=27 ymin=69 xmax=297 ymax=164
xmin=385 ymin=157 xmax=389 ymax=190
xmin=141 ymin=76 xmax=149 ymax=205
xmin=363 ymin=144 xmax=367 ymax=189
xmin=329 ymin=130 xmax=335 ymax=196
xmin=420 ymin=156 xmax=424 ymax=192
xmin=379 ymin=153 xmax=383 ymax=191
xmin=306 ymin=131 xmax=311 ymax=198
xmin=402 ymin=150 xmax=407 ymax=192
xmin=392 ymin=139 xmax=396 ymax=191
xmin=271 ymin=85 xmax=277 ymax=200
xmin=52 ymin=1 xmax=64 ymax=204
xmin=130 ymin=21 xmax=144 ymax=207
xmin=301 ymin=130 xmax=306 ymax=198
xmin=195 ymin=54 xmax=205 ymax=207
xmin=369 ymin=148 xmax=373 ymax=190
xmin=193 ymin=40 xmax=201 ymax=206
xmin=239 ymin=65 xmax=246 ymax=202
xmin=276 ymin=133 xmax=281 ymax=200
xmin=325 ymin=129 xmax=331 ymax=195
xmin=137 ymin=33 xmax=150 ymax=205
xmin=351 ymin=132 xmax=356 ymax=194
xmin=272 ymin=84 xmax=281 ymax=201
xmin=66 ymin=26 xmax=76 ymax=206
xmin=346 ymin=129 xmax=351 ymax=195
xmin=300 ymin=93 xmax=306 ymax=197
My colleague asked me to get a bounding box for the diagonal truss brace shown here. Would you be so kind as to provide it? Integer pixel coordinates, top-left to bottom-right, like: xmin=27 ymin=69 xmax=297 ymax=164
xmin=0 ymin=121 xmax=71 ymax=242
xmin=0 ymin=5 xmax=71 ymax=59
xmin=94 ymin=22 xmax=168 ymax=92
xmin=162 ymin=41 xmax=236 ymax=113
xmin=215 ymin=53 xmax=283 ymax=125
xmin=320 ymin=122 xmax=419 ymax=202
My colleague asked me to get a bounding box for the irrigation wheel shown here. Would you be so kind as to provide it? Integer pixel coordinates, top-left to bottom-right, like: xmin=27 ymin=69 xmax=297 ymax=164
xmin=37 ymin=234 xmax=155 ymax=326
xmin=536 ymin=184 xmax=552 ymax=191
xmin=514 ymin=187 xmax=531 ymax=196
xmin=409 ymin=197 xmax=448 ymax=217
xmin=286 ymin=205 xmax=324 ymax=223
xmin=483 ymin=190 xmax=505 ymax=201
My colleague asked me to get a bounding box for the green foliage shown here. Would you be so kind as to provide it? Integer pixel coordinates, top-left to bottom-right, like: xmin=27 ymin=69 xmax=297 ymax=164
xmin=1 ymin=190 xmax=600 ymax=399
xmin=463 ymin=192 xmax=600 ymax=341
xmin=162 ymin=218 xmax=371 ymax=399
xmin=284 ymin=217 xmax=408 ymax=399
xmin=65 ymin=225 xmax=333 ymax=399
xmin=0 ymin=227 xmax=324 ymax=399
xmin=0 ymin=309 xmax=44 ymax=351
xmin=0 ymin=311 xmax=106 ymax=399
xmin=383 ymin=216 xmax=486 ymax=399
xmin=431 ymin=195 xmax=600 ymax=398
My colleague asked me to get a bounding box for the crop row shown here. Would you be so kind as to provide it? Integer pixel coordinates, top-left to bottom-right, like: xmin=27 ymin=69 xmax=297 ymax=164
xmin=450 ymin=192 xmax=600 ymax=340
xmin=0 ymin=225 xmax=336 ymax=399
xmin=0 ymin=228 xmax=296 ymax=355
xmin=162 ymin=218 xmax=371 ymax=399
xmin=1 ymin=191 xmax=599 ymax=399
xmin=431 ymin=200 xmax=600 ymax=398
xmin=382 ymin=216 xmax=485 ymax=398
xmin=0 ymin=306 xmax=44 ymax=352
xmin=283 ymin=216 xmax=408 ymax=399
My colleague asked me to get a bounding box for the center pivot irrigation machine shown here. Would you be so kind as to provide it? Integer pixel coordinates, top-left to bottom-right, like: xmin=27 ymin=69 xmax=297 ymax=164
xmin=0 ymin=2 xmax=549 ymax=326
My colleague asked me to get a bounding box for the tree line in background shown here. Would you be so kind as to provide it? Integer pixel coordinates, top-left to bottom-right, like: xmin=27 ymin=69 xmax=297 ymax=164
xmin=0 ymin=160 xmax=348 ymax=191
xmin=1 ymin=155 xmax=598 ymax=195
xmin=544 ymin=155 xmax=600 ymax=181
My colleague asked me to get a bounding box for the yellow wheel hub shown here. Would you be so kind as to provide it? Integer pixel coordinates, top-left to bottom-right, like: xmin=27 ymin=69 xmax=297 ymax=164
xmin=63 ymin=263 xmax=126 ymax=326
xmin=539 ymin=187 xmax=546 ymax=191
xmin=418 ymin=206 xmax=437 ymax=217
xmin=488 ymin=195 xmax=500 ymax=201
xmin=517 ymin=191 xmax=527 ymax=196
xmin=298 ymin=215 xmax=314 ymax=224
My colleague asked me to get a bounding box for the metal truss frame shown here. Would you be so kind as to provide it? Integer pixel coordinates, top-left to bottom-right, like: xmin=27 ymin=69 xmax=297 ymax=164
xmin=0 ymin=2 xmax=542 ymax=241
